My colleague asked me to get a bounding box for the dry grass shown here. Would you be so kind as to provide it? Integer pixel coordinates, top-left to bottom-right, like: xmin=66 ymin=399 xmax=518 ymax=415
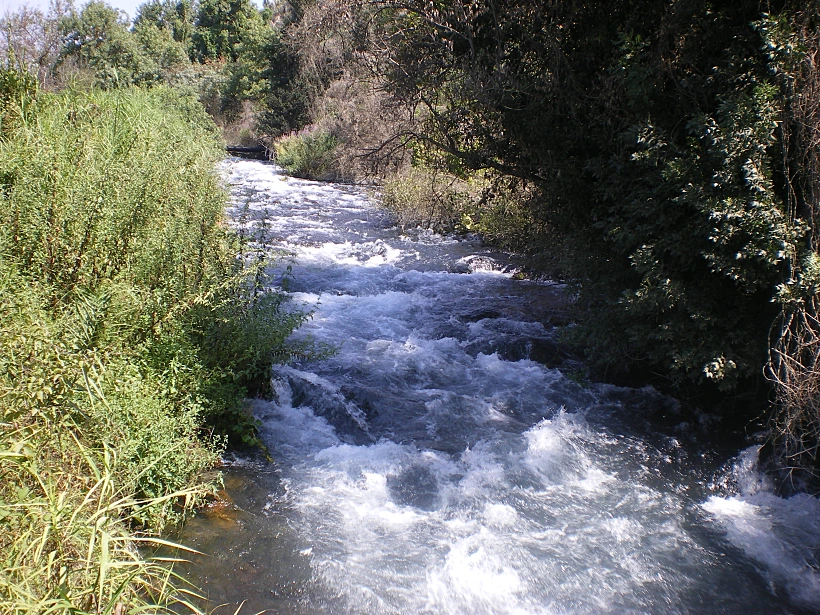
xmin=767 ymin=298 xmax=820 ymax=490
xmin=380 ymin=167 xmax=472 ymax=232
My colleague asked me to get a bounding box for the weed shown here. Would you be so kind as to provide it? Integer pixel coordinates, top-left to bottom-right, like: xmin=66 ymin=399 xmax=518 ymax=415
xmin=0 ymin=78 xmax=310 ymax=611
xmin=273 ymin=126 xmax=339 ymax=180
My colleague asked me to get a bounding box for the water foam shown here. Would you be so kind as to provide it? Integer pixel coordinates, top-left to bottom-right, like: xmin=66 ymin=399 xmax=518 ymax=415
xmin=703 ymin=447 xmax=820 ymax=608
xmin=213 ymin=159 xmax=820 ymax=614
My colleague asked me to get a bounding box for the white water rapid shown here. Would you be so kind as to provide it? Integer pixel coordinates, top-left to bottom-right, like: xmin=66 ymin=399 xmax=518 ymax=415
xmin=182 ymin=159 xmax=820 ymax=615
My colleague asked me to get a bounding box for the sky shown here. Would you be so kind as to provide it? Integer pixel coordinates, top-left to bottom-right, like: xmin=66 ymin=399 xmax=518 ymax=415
xmin=1 ymin=0 xmax=265 ymax=22
xmin=2 ymin=0 xmax=147 ymax=21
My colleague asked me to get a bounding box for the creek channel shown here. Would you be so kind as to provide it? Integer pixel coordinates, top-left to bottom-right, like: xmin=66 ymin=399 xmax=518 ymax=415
xmin=176 ymin=158 xmax=820 ymax=615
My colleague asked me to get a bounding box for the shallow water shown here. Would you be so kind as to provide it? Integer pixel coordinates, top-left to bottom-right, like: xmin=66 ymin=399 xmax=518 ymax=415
xmin=177 ymin=159 xmax=820 ymax=615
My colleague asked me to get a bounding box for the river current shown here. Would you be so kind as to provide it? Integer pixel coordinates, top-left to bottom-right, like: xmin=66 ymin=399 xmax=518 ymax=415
xmin=178 ymin=159 xmax=820 ymax=615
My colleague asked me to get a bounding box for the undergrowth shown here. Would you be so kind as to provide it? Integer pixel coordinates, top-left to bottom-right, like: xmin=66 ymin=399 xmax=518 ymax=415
xmin=273 ymin=126 xmax=340 ymax=180
xmin=380 ymin=167 xmax=471 ymax=233
xmin=0 ymin=74 xmax=309 ymax=612
xmin=379 ymin=166 xmax=553 ymax=259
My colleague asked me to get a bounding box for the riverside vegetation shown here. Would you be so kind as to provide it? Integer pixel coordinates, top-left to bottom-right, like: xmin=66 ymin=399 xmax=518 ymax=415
xmin=265 ymin=0 xmax=820 ymax=490
xmin=160 ymin=0 xmax=817 ymax=490
xmin=2 ymin=0 xmax=820 ymax=610
xmin=0 ymin=74 xmax=309 ymax=612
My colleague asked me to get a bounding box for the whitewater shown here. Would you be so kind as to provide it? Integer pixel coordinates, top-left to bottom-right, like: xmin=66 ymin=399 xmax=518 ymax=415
xmin=179 ymin=159 xmax=820 ymax=615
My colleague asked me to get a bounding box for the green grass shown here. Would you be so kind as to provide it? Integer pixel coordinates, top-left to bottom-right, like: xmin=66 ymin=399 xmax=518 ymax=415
xmin=273 ymin=126 xmax=339 ymax=180
xmin=0 ymin=416 xmax=210 ymax=615
xmin=0 ymin=75 xmax=309 ymax=612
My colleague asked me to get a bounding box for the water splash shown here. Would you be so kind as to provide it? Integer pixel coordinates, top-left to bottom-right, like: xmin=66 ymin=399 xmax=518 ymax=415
xmin=182 ymin=159 xmax=820 ymax=614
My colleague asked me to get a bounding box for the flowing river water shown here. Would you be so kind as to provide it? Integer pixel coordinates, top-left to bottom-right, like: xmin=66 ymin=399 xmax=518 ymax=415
xmin=177 ymin=159 xmax=820 ymax=615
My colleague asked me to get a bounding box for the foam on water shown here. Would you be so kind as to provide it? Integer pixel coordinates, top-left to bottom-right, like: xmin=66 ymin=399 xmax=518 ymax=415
xmin=214 ymin=158 xmax=820 ymax=614
xmin=703 ymin=447 xmax=820 ymax=608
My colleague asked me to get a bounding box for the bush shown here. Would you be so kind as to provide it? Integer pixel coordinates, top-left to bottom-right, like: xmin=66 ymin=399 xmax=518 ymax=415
xmin=379 ymin=167 xmax=554 ymax=262
xmin=0 ymin=419 xmax=210 ymax=615
xmin=380 ymin=167 xmax=470 ymax=232
xmin=0 ymin=261 xmax=217 ymax=613
xmin=0 ymin=80 xmax=309 ymax=611
xmin=273 ymin=126 xmax=340 ymax=180
xmin=0 ymin=68 xmax=37 ymax=135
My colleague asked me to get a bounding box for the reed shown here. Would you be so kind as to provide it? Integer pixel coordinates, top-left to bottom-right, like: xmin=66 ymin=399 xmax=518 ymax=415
xmin=1 ymin=77 xmax=308 ymax=612
xmin=0 ymin=419 xmax=208 ymax=615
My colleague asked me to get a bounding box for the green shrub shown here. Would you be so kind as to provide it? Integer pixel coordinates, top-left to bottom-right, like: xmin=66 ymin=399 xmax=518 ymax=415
xmin=273 ymin=126 xmax=340 ymax=180
xmin=0 ymin=87 xmax=227 ymax=304
xmin=379 ymin=167 xmax=553 ymax=259
xmin=0 ymin=78 xmax=310 ymax=611
xmin=380 ymin=167 xmax=471 ymax=232
xmin=0 ymin=82 xmax=310 ymax=442
xmin=0 ymin=432 xmax=194 ymax=615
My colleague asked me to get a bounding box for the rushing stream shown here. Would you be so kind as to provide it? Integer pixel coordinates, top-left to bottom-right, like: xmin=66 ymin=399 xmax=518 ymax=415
xmin=177 ymin=159 xmax=820 ymax=615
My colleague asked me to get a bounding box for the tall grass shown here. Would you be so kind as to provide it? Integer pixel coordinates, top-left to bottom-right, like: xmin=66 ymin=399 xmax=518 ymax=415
xmin=1 ymin=86 xmax=227 ymax=304
xmin=273 ymin=126 xmax=340 ymax=180
xmin=0 ymin=77 xmax=308 ymax=612
xmin=0 ymin=416 xmax=209 ymax=615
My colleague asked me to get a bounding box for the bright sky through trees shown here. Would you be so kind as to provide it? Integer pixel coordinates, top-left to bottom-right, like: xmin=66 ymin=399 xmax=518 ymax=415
xmin=3 ymin=0 xmax=144 ymax=21
xmin=1 ymin=0 xmax=264 ymax=22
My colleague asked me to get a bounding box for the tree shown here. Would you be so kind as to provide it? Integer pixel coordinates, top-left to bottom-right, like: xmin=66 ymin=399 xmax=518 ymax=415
xmin=133 ymin=17 xmax=190 ymax=71
xmin=191 ymin=0 xmax=267 ymax=62
xmin=355 ymin=0 xmax=799 ymax=390
xmin=134 ymin=0 xmax=196 ymax=44
xmin=0 ymin=2 xmax=72 ymax=88
xmin=58 ymin=0 xmax=154 ymax=87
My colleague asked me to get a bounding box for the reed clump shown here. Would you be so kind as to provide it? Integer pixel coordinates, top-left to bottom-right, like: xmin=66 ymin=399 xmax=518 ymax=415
xmin=380 ymin=167 xmax=471 ymax=233
xmin=0 ymin=75 xmax=308 ymax=612
xmin=273 ymin=126 xmax=340 ymax=180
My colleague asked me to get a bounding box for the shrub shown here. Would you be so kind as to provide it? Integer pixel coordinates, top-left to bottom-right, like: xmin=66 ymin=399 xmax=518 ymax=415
xmin=273 ymin=126 xmax=340 ymax=180
xmin=0 ymin=262 xmax=217 ymax=613
xmin=0 ymin=79 xmax=310 ymax=611
xmin=0 ymin=68 xmax=37 ymax=135
xmin=379 ymin=167 xmax=553 ymax=259
xmin=380 ymin=167 xmax=470 ymax=232
xmin=0 ymin=426 xmax=208 ymax=615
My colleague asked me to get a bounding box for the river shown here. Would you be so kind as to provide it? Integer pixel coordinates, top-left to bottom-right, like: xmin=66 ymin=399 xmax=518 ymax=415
xmin=176 ymin=158 xmax=820 ymax=615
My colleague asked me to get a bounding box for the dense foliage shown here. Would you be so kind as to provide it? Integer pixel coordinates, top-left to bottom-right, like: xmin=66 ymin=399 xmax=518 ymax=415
xmin=0 ymin=78 xmax=308 ymax=611
xmin=343 ymin=0 xmax=789 ymax=387
xmin=273 ymin=125 xmax=340 ymax=179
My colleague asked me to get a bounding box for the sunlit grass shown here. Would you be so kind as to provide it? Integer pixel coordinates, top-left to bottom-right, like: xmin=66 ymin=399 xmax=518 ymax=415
xmin=0 ymin=77 xmax=309 ymax=613
xmin=0 ymin=421 xmax=209 ymax=615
